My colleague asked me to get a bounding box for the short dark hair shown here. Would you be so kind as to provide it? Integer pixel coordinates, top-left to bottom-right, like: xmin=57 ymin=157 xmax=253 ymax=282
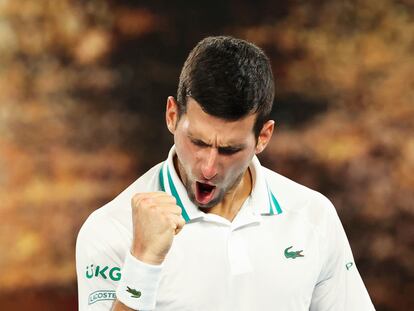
xmin=177 ymin=36 xmax=275 ymax=138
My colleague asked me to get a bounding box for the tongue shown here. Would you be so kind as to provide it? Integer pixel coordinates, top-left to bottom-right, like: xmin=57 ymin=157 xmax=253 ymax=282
xmin=195 ymin=182 xmax=216 ymax=205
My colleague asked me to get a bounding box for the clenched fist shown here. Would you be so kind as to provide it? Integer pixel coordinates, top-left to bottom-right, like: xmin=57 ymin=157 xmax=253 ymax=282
xmin=130 ymin=192 xmax=185 ymax=265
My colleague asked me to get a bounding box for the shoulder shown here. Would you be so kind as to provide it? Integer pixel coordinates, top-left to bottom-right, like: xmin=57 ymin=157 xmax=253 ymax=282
xmin=263 ymin=167 xmax=339 ymax=229
xmin=76 ymin=162 xmax=164 ymax=257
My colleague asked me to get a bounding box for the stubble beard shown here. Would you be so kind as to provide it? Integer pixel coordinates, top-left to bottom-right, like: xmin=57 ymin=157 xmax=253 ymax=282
xmin=185 ymin=168 xmax=245 ymax=209
xmin=174 ymin=154 xmax=247 ymax=209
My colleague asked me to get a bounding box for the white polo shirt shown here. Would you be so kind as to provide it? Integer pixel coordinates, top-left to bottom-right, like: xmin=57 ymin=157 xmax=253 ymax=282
xmin=76 ymin=146 xmax=375 ymax=311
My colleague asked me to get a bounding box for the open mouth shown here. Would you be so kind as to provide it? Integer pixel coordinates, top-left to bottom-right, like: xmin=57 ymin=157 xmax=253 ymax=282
xmin=195 ymin=181 xmax=216 ymax=205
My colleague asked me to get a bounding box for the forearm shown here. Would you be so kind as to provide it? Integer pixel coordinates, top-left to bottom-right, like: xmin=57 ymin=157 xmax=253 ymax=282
xmin=112 ymin=299 xmax=140 ymax=311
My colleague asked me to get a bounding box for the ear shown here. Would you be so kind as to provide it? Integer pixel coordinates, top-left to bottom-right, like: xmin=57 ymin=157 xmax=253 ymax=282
xmin=255 ymin=120 xmax=275 ymax=154
xmin=166 ymin=96 xmax=179 ymax=134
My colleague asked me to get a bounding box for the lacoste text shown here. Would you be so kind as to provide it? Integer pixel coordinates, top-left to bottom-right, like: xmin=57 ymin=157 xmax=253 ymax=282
xmin=88 ymin=290 xmax=116 ymax=304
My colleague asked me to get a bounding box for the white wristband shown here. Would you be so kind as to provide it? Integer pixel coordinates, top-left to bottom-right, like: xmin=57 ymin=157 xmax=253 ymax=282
xmin=116 ymin=252 xmax=163 ymax=310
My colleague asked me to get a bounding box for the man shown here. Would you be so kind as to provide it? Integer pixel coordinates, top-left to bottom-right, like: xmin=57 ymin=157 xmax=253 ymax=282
xmin=76 ymin=36 xmax=375 ymax=311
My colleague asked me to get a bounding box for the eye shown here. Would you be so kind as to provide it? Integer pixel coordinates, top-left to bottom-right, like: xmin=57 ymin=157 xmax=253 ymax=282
xmin=191 ymin=139 xmax=209 ymax=148
xmin=218 ymin=147 xmax=241 ymax=155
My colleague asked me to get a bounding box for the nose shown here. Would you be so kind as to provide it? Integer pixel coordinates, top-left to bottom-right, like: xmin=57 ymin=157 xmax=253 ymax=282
xmin=200 ymin=148 xmax=218 ymax=180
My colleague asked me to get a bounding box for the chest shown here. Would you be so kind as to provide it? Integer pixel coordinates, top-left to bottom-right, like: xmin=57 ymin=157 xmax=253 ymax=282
xmin=154 ymin=216 xmax=322 ymax=311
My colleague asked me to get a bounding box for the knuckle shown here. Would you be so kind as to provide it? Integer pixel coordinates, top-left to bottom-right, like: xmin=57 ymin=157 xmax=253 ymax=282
xmin=131 ymin=193 xmax=141 ymax=203
xmin=131 ymin=193 xmax=148 ymax=205
xmin=140 ymin=197 xmax=151 ymax=206
xmin=132 ymin=196 xmax=158 ymax=213
xmin=131 ymin=193 xmax=140 ymax=206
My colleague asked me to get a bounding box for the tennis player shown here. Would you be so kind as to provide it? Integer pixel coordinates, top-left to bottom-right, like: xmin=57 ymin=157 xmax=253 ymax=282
xmin=76 ymin=36 xmax=375 ymax=311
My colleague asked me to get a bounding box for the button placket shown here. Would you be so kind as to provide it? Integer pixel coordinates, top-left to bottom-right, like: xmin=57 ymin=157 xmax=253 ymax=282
xmin=227 ymin=230 xmax=253 ymax=276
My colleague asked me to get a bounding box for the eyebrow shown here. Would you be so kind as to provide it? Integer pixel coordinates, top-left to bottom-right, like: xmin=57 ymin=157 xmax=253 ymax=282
xmin=188 ymin=134 xmax=246 ymax=150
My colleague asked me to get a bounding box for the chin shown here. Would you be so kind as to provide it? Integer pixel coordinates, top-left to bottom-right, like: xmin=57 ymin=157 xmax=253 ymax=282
xmin=196 ymin=201 xmax=217 ymax=209
xmin=197 ymin=193 xmax=224 ymax=209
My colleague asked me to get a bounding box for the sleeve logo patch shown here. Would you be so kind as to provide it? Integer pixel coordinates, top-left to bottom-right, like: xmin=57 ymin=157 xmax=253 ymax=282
xmin=88 ymin=290 xmax=116 ymax=305
xmin=126 ymin=286 xmax=141 ymax=298
xmin=86 ymin=264 xmax=122 ymax=281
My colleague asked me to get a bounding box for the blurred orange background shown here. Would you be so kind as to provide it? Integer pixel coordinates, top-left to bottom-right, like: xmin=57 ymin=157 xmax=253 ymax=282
xmin=0 ymin=1 xmax=413 ymax=310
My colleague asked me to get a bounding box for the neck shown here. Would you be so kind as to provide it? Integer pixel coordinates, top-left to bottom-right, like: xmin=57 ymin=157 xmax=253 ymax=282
xmin=205 ymin=168 xmax=252 ymax=222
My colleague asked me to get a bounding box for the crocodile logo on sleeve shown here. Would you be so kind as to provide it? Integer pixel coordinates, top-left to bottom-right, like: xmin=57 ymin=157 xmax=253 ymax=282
xmin=126 ymin=286 xmax=141 ymax=298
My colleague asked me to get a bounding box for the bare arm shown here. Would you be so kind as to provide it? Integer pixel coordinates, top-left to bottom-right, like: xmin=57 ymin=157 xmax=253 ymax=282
xmin=112 ymin=299 xmax=138 ymax=311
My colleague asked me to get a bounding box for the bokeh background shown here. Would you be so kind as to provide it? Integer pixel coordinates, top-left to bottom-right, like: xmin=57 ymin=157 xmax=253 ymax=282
xmin=0 ymin=0 xmax=413 ymax=310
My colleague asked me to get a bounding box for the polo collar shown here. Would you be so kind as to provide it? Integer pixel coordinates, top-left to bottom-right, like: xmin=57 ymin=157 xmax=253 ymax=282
xmin=249 ymin=156 xmax=283 ymax=216
xmin=158 ymin=147 xmax=204 ymax=223
xmin=159 ymin=146 xmax=282 ymax=223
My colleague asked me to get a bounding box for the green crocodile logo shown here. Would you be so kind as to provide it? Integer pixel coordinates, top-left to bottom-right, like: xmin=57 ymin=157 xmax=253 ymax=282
xmin=126 ymin=286 xmax=141 ymax=298
xmin=284 ymin=246 xmax=304 ymax=259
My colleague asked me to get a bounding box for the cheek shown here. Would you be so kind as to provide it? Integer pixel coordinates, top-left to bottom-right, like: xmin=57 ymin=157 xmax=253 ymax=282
xmin=222 ymin=152 xmax=253 ymax=179
xmin=175 ymin=136 xmax=198 ymax=168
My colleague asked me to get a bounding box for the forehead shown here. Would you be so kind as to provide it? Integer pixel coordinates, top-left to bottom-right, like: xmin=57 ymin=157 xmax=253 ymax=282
xmin=180 ymin=98 xmax=256 ymax=144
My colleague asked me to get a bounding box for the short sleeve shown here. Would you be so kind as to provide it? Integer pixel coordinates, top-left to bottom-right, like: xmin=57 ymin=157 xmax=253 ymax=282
xmin=76 ymin=212 xmax=130 ymax=311
xmin=310 ymin=197 xmax=376 ymax=311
